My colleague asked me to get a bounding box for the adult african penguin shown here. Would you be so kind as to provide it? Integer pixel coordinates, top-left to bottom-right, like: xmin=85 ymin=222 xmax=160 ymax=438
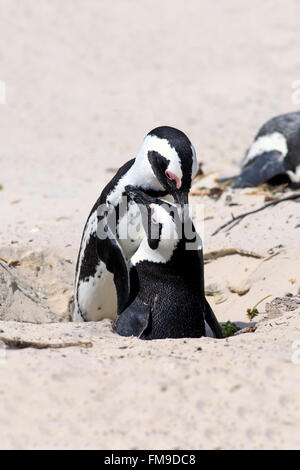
xmin=219 ymin=111 xmax=300 ymax=188
xmin=73 ymin=126 xmax=199 ymax=322
xmin=116 ymin=186 xmax=223 ymax=339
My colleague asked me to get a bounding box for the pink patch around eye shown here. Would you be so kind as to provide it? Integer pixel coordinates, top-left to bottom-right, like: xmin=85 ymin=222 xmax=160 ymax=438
xmin=165 ymin=170 xmax=181 ymax=189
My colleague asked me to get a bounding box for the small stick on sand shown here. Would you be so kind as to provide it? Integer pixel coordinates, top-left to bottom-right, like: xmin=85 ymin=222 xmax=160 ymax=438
xmin=0 ymin=260 xmax=46 ymax=306
xmin=0 ymin=337 xmax=93 ymax=350
xmin=190 ymin=189 xmax=211 ymax=196
xmin=212 ymin=191 xmax=300 ymax=236
xmin=251 ymin=294 xmax=272 ymax=311
xmin=227 ymin=251 xmax=282 ymax=295
xmin=204 ymin=248 xmax=264 ymax=262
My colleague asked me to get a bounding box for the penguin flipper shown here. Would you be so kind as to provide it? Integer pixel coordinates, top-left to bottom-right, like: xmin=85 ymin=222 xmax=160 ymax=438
xmin=96 ymin=206 xmax=130 ymax=315
xmin=204 ymin=298 xmax=223 ymax=339
xmin=115 ymin=297 xmax=151 ymax=337
xmin=217 ymin=175 xmax=239 ymax=185
xmin=218 ymin=151 xmax=287 ymax=188
xmin=234 ymin=151 xmax=286 ymax=188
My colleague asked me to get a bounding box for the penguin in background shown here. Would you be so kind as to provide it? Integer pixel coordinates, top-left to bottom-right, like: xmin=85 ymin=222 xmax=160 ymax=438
xmin=219 ymin=111 xmax=300 ymax=188
xmin=73 ymin=126 xmax=200 ymax=322
xmin=116 ymin=185 xmax=223 ymax=340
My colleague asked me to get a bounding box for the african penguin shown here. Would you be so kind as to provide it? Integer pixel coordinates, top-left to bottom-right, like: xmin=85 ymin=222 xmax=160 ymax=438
xmin=219 ymin=111 xmax=300 ymax=188
xmin=73 ymin=126 xmax=199 ymax=322
xmin=116 ymin=186 xmax=223 ymax=339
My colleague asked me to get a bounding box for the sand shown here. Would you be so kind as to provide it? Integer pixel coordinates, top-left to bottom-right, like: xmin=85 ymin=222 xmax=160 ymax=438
xmin=0 ymin=0 xmax=300 ymax=450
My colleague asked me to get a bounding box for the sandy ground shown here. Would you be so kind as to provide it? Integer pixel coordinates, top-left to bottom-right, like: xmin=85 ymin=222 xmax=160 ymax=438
xmin=0 ymin=0 xmax=300 ymax=450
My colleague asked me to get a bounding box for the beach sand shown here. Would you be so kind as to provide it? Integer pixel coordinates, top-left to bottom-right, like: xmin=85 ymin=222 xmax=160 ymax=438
xmin=0 ymin=0 xmax=300 ymax=449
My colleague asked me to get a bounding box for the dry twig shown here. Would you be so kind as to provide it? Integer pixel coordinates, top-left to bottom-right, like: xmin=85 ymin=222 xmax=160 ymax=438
xmin=204 ymin=248 xmax=263 ymax=262
xmin=0 ymin=337 xmax=93 ymax=350
xmin=212 ymin=191 xmax=300 ymax=236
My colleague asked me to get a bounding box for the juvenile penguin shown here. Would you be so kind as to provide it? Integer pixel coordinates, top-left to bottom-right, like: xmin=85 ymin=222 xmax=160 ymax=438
xmin=220 ymin=111 xmax=300 ymax=188
xmin=116 ymin=186 xmax=223 ymax=339
xmin=73 ymin=126 xmax=199 ymax=322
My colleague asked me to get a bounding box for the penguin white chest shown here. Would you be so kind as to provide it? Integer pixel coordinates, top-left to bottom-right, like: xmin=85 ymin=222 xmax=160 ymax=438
xmin=117 ymin=200 xmax=144 ymax=259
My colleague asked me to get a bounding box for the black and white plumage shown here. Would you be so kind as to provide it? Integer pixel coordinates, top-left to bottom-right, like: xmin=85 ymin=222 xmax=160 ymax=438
xmin=220 ymin=111 xmax=300 ymax=188
xmin=73 ymin=126 xmax=198 ymax=322
xmin=116 ymin=186 xmax=223 ymax=339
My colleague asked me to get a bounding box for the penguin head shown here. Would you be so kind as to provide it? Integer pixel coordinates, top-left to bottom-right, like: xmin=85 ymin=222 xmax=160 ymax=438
xmin=135 ymin=126 xmax=198 ymax=211
xmin=125 ymin=185 xmax=180 ymax=253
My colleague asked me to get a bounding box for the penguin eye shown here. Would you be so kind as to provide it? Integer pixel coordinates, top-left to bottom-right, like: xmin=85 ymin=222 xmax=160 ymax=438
xmin=165 ymin=170 xmax=175 ymax=182
xmin=165 ymin=170 xmax=181 ymax=189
